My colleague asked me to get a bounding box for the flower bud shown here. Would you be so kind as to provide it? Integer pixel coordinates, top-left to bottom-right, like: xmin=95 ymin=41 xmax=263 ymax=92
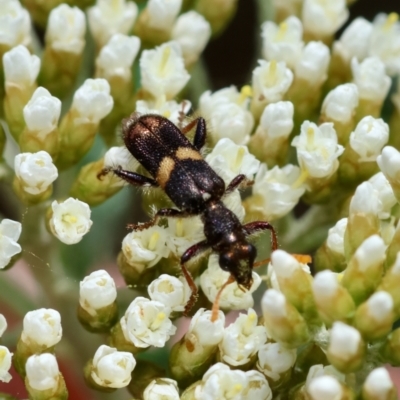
xmin=49 ymin=198 xmax=93 ymax=245
xmin=378 ymin=253 xmax=400 ymax=316
xmin=368 ymin=172 xmax=397 ymax=220
xmin=362 ymin=367 xmax=398 ymax=400
xmin=377 ymin=146 xmax=400 ymax=203
xmin=307 ymin=375 xmax=346 ymax=400
xmin=243 ymin=370 xmax=272 ymax=399
xmin=0 ymin=219 xmax=22 ymax=270
xmin=143 ymin=378 xmax=180 ymax=400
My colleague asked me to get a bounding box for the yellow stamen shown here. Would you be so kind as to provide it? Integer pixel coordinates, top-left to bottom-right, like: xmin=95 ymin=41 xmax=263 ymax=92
xmin=176 ymin=218 xmax=184 ymax=237
xmin=148 ymin=231 xmax=160 ymax=251
xmin=150 ymin=312 xmax=166 ymax=330
xmin=292 ymin=169 xmax=309 ymax=189
xmin=227 ymin=384 xmax=243 ymax=397
xmin=384 ymin=13 xmax=399 ymax=30
xmin=276 ymin=21 xmax=288 ymax=41
xmin=306 ymin=126 xmax=315 ymax=150
xmin=235 ymin=147 xmax=246 ymax=169
xmin=238 ymin=85 xmax=252 ymax=104
xmin=35 ymin=159 xmax=45 ymax=167
xmin=0 ymin=348 xmax=6 ymax=362
xmin=62 ymin=214 xmax=77 ymax=224
xmin=159 ymin=46 xmax=171 ymax=77
xmin=266 ymin=60 xmax=277 ymax=87
xmin=243 ymin=311 xmax=256 ymax=336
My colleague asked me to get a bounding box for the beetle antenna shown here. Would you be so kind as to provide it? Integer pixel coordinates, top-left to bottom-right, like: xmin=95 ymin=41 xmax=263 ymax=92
xmin=211 ymin=275 xmax=236 ymax=322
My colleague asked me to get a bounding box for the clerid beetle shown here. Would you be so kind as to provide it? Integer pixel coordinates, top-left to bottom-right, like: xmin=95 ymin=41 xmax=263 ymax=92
xmin=99 ymin=113 xmax=278 ymax=319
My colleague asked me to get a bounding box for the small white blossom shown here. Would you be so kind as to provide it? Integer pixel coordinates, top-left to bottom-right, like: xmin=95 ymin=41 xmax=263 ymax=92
xmin=322 ymin=83 xmax=359 ymax=123
xmin=351 ymin=57 xmax=391 ymax=103
xmin=172 ymin=11 xmax=211 ymax=66
xmin=326 ymin=218 xmax=347 ymax=255
xmin=143 ymin=378 xmax=180 ymax=400
xmin=271 ymin=249 xmax=311 ymax=280
xmin=292 ymin=121 xmax=344 ymax=178
xmin=295 ymin=41 xmax=330 ymax=86
xmin=243 ymin=371 xmax=272 ymax=400
xmin=307 ymin=375 xmax=343 ymax=400
xmin=96 ymin=34 xmax=140 ymax=79
xmin=205 ymin=138 xmax=260 ymax=184
xmin=3 ymin=45 xmax=40 ymax=87
xmin=252 ymin=60 xmax=293 ymax=104
xmin=50 ymin=198 xmax=93 ymax=245
xmin=302 ymin=0 xmax=348 ymax=38
xmin=0 ymin=219 xmax=22 ymax=269
xmin=79 ymin=270 xmax=117 ymax=316
xmin=87 ymin=0 xmax=138 ymax=48
xmin=257 ymin=342 xmax=297 ymax=381
xmin=353 ymin=235 xmax=386 ymax=273
xmin=306 ymin=364 xmax=345 ymax=387
xmin=0 ymin=346 xmax=12 ymax=383
xmin=22 ymin=308 xmax=62 ymax=347
xmin=0 ymin=315 xmax=7 ymax=337
xmin=349 ymin=117 xmax=389 ymax=162
xmin=0 ymin=0 xmax=31 ymax=48
xmin=140 ymin=41 xmax=190 ymax=100
xmin=199 ymin=86 xmax=254 ymax=145
xmin=252 ymin=164 xmax=305 ymax=220
xmin=378 ymin=146 xmax=400 ymax=183
xmin=148 ymin=274 xmax=191 ymax=313
xmin=136 ymin=99 xmax=191 ymax=126
xmin=261 ymin=16 xmax=304 ymax=69
xmin=147 ymin=0 xmax=182 ymax=30
xmin=368 ymin=172 xmax=397 ymax=219
xmin=122 ymin=226 xmax=169 ymax=269
xmin=200 ymin=255 xmax=261 ymax=311
xmin=312 ymin=270 xmax=341 ymax=304
xmin=14 ymin=151 xmax=58 ymax=195
xmin=46 ymin=4 xmax=86 ymax=53
xmin=120 ymin=297 xmax=176 ymax=348
xmin=365 ymin=291 xmax=393 ymax=323
xmin=91 ymin=345 xmax=136 ymax=388
xmin=257 ymin=101 xmax=294 ymax=139
xmin=23 ymin=87 xmax=61 ymax=138
xmin=25 ymin=353 xmax=60 ymax=391
xmin=194 ymin=363 xmax=249 ymax=400
xmin=71 ymin=79 xmax=113 ymax=124
xmin=333 ymin=17 xmax=372 ymax=62
xmin=369 ymin=13 xmax=400 ymax=76
xmin=261 ymin=289 xmax=287 ymax=318
xmin=188 ymin=308 xmax=225 ymax=346
xmin=328 ymin=322 xmax=361 ymax=361
xmin=220 ymin=309 xmax=267 ymax=367
xmin=104 ymin=146 xmax=139 ymax=177
xmin=363 ymin=367 xmax=395 ymax=399
xmin=349 ymin=182 xmax=381 ymax=216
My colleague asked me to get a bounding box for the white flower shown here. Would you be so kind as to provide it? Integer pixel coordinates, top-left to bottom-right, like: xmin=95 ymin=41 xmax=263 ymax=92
xmin=147 ymin=0 xmax=182 ymax=30
xmin=368 ymin=172 xmax=397 ymax=219
xmin=205 ymin=138 xmax=260 ymax=184
xmin=194 ymin=363 xmax=249 ymax=400
xmin=378 ymin=146 xmax=400 ymax=183
xmin=326 ymin=218 xmax=347 ymax=255
xmin=46 ymin=4 xmax=86 ymax=53
xmin=25 ymin=353 xmax=60 ymax=391
xmin=135 ymin=99 xmax=192 ymax=126
xmin=143 ymin=378 xmax=180 ymax=400
xmin=307 ymin=375 xmax=343 ymax=400
xmin=219 ymin=309 xmax=267 ymax=366
xmin=22 ymin=308 xmax=62 ymax=347
xmin=0 ymin=219 xmax=22 ymax=269
xmin=261 ymin=16 xmax=304 ymax=69
xmin=243 ymin=370 xmax=272 ymax=400
xmin=200 ymin=254 xmax=261 ymax=311
xmin=252 ymin=164 xmax=305 ymax=220
xmin=252 ymin=60 xmax=293 ymax=104
xmin=79 ymin=270 xmax=117 ymax=316
xmin=91 ymin=345 xmax=136 ymax=388
xmin=328 ymin=322 xmax=361 ymax=361
xmin=353 ymin=235 xmax=386 ymax=272
xmin=322 ymin=83 xmax=359 ymax=123
xmin=351 ymin=57 xmax=391 ymax=103
xmin=172 ymin=11 xmax=211 ymax=65
xmin=198 ymin=86 xmax=254 ymax=145
xmin=312 ymin=270 xmax=341 ymax=304
xmin=96 ymin=34 xmax=140 ymax=80
xmin=187 ymin=308 xmax=225 ymax=346
xmin=363 ymin=368 xmax=395 ymax=399
xmin=292 ymin=121 xmax=344 ymax=178
xmin=349 ymin=117 xmax=389 ymax=162
xmin=147 ymin=274 xmax=191 ymax=313
xmin=166 ymin=216 xmax=204 ymax=257
xmin=305 ymin=364 xmax=345 ymax=387
xmin=23 ymin=87 xmax=61 ymax=138
xmin=87 ymin=0 xmax=138 ymax=48
xmin=295 ymin=41 xmax=330 ymax=86
xmin=122 ymin=226 xmax=169 ymax=269
xmin=0 ymin=0 xmax=31 ymax=48
xmin=0 ymin=315 xmax=7 ymax=337
xmin=104 ymin=146 xmax=139 ymax=178
xmin=140 ymin=41 xmax=190 ymax=100
xmin=257 ymin=101 xmax=294 ymax=139
xmin=14 ymin=151 xmax=58 ymax=195
xmin=2 ymin=45 xmax=40 ymax=87
xmin=120 ymin=297 xmax=176 ymax=348
xmin=271 ymin=250 xmax=311 ymax=280
xmin=257 ymin=342 xmax=297 ymax=381
xmin=349 ymin=182 xmax=380 ymax=215
xmin=333 ymin=17 xmax=372 ymax=62
xmin=50 ymin=198 xmax=93 ymax=245
xmin=71 ymin=78 xmax=113 ymax=124
xmin=0 ymin=346 xmax=12 ymax=383
xmin=364 ymin=291 xmax=393 ymax=323
xmin=302 ymin=0 xmax=349 ymax=37
xmin=369 ymin=13 xmax=400 ymax=76
xmin=261 ymin=289 xmax=287 ymax=319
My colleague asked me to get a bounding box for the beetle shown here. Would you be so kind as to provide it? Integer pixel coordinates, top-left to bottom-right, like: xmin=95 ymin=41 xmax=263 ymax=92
xmin=99 ymin=113 xmax=278 ymax=319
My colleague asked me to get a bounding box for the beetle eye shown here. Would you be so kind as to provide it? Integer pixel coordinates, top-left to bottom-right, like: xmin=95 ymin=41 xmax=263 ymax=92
xmin=219 ymin=253 xmax=235 ymax=272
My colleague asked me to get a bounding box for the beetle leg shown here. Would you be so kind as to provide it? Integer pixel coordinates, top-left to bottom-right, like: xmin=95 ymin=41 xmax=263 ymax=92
xmin=98 ymin=166 xmax=158 ymax=187
xmin=225 ymin=174 xmax=254 ymax=194
xmin=180 ymin=117 xmax=207 ymax=151
xmin=243 ymin=220 xmax=278 ymax=252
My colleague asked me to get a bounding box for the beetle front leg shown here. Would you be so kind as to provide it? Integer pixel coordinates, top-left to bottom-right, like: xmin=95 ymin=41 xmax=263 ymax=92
xmin=243 ymin=220 xmax=278 ymax=252
xmin=181 ymin=117 xmax=207 ymax=151
xmin=98 ymin=166 xmax=158 ymax=187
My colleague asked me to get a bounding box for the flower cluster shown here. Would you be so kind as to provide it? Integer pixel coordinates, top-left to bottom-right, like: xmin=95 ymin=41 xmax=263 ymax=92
xmin=1 ymin=0 xmax=400 ymax=399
